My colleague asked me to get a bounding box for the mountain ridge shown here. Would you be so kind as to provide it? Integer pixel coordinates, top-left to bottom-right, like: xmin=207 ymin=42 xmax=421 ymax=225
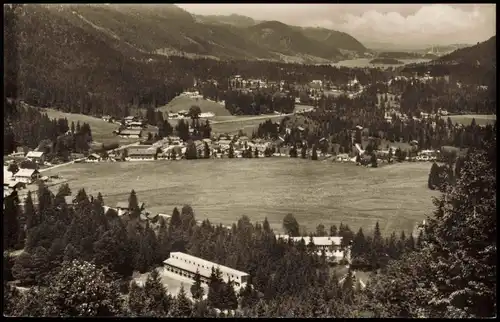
xmin=34 ymin=4 xmax=366 ymax=63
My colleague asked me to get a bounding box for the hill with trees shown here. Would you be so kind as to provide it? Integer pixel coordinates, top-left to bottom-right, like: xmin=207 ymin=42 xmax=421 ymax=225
xmin=402 ymin=36 xmax=496 ymax=85
xmin=19 ymin=4 xmax=366 ymax=63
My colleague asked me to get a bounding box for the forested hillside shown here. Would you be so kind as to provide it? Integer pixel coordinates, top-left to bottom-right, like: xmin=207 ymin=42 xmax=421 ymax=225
xmin=402 ymin=36 xmax=497 ymax=85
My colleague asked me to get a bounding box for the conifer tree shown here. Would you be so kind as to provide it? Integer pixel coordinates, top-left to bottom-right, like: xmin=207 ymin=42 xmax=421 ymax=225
xmin=190 ymin=269 xmax=205 ymax=301
xmin=4 ymin=195 xmax=20 ymax=250
xmin=128 ymin=190 xmax=140 ymax=218
xmin=172 ymin=285 xmax=192 ymax=317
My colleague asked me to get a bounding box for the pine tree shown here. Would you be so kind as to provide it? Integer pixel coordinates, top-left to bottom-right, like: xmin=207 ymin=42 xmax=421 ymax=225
xmin=301 ymin=144 xmax=307 ymax=159
xmin=128 ymin=281 xmax=147 ymax=316
xmin=352 ymin=228 xmax=366 ymax=257
xmin=330 ymin=224 xmax=338 ymax=236
xmin=24 ymin=191 xmax=38 ymax=230
xmin=263 ymin=217 xmax=271 ymax=233
xmin=208 ymin=267 xmax=224 ymax=309
xmin=128 ymin=190 xmax=140 ymax=218
xmin=423 ymin=134 xmax=496 ymax=317
xmin=203 ymin=142 xmax=210 ymax=159
xmin=190 ymin=269 xmax=205 ymax=301
xmin=143 ymin=269 xmax=173 ymax=316
xmin=311 ymin=145 xmax=318 ymax=160
xmin=4 ymin=195 xmax=20 ymax=250
xmin=170 ymin=207 xmax=182 ymax=231
xmin=416 ymin=230 xmax=424 ymax=249
xmin=172 ymin=285 xmax=192 ymax=317
xmin=428 ymin=162 xmax=440 ymax=190
xmin=63 ymin=243 xmax=78 ymax=262
xmin=224 ymin=278 xmax=238 ymax=310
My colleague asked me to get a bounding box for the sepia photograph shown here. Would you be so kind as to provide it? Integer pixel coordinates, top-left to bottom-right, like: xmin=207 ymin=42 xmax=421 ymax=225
xmin=3 ymin=3 xmax=496 ymax=318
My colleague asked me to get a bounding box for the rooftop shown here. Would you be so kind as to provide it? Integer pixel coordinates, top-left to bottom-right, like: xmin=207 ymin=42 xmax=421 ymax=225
xmin=128 ymin=148 xmax=156 ymax=156
xmin=166 ymin=252 xmax=249 ymax=278
xmin=14 ymin=168 xmax=39 ymax=178
xmin=26 ymin=151 xmax=44 ymax=158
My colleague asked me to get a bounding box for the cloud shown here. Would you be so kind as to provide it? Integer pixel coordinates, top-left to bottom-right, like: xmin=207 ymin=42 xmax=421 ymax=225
xmin=177 ymin=4 xmax=496 ymax=47
xmin=308 ymin=4 xmax=495 ymax=45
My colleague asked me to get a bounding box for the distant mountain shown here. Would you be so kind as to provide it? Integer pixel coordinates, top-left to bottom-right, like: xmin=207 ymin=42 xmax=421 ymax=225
xmin=194 ymin=13 xmax=260 ymax=28
xmin=25 ymin=4 xmax=365 ymax=64
xmin=299 ymin=27 xmax=367 ymax=53
xmin=246 ymin=21 xmax=343 ymax=62
xmin=423 ymin=44 xmax=472 ymax=55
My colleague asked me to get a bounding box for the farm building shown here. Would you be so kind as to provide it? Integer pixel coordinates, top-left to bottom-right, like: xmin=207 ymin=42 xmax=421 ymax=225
xmin=3 ymin=179 xmax=26 ymax=194
xmin=276 ymin=235 xmax=349 ymax=263
xmin=127 ymin=147 xmax=157 ymax=161
xmin=118 ymin=129 xmax=142 ymax=139
xmin=13 ymin=168 xmax=41 ymax=184
xmin=124 ymin=116 xmax=137 ymax=124
xmin=86 ymin=153 xmax=101 ymax=163
xmin=25 ymin=151 xmax=45 ymax=165
xmin=127 ymin=121 xmax=144 ymax=129
xmin=163 ymin=252 xmax=249 ymax=288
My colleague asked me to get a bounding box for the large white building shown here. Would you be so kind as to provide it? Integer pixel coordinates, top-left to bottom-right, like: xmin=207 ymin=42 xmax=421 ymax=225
xmin=276 ymin=235 xmax=350 ymax=263
xmin=163 ymin=252 xmax=249 ymax=288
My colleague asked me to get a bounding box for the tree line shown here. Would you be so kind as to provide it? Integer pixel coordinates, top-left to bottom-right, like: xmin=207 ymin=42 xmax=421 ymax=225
xmin=4 ymin=100 xmax=93 ymax=159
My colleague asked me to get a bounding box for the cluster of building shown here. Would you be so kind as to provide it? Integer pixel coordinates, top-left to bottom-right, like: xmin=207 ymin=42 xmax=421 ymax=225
xmin=91 ymin=134 xmax=281 ymax=162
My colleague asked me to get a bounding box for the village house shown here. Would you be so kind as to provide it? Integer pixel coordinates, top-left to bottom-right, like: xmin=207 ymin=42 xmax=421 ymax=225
xmin=3 ymin=179 xmax=26 ymax=197
xmin=86 ymin=153 xmax=101 ymax=163
xmin=127 ymin=121 xmax=144 ymax=129
xmin=124 ymin=116 xmax=137 ymax=124
xmin=126 ymin=147 xmax=157 ymax=161
xmin=13 ymin=168 xmax=41 ymax=184
xmin=118 ymin=129 xmax=142 ymax=139
xmin=25 ymin=151 xmax=45 ymax=165
xmin=163 ymin=252 xmax=249 ymax=289
xmin=115 ymin=201 xmax=146 ymax=217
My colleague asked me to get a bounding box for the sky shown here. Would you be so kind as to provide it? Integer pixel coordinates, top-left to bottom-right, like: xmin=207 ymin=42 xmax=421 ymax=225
xmin=177 ymin=4 xmax=496 ymax=49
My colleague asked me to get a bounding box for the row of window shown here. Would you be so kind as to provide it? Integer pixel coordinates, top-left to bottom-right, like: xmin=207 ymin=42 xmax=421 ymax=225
xmin=171 ymin=255 xmax=241 ymax=281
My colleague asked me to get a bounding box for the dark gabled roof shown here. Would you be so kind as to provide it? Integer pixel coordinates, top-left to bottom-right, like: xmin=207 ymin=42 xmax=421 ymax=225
xmin=128 ymin=148 xmax=156 ymax=156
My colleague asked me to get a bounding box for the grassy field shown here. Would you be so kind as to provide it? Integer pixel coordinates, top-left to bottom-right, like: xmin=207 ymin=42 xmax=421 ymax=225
xmin=42 ymin=158 xmax=438 ymax=236
xmin=42 ymin=108 xmax=158 ymax=145
xmin=158 ymin=96 xmax=232 ymax=116
xmin=448 ymin=114 xmax=496 ymax=126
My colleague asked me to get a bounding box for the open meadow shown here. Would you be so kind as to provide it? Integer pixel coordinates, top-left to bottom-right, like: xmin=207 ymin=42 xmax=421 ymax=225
xmin=448 ymin=114 xmax=496 ymax=126
xmin=43 ymin=158 xmax=438 ymax=236
xmin=42 ymin=108 xmax=158 ymax=145
xmin=158 ymin=96 xmax=232 ymax=116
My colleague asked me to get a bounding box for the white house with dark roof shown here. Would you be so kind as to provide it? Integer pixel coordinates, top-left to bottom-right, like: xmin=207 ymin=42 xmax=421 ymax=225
xmin=13 ymin=168 xmax=40 ymax=184
xmin=86 ymin=153 xmax=101 ymax=163
xmin=276 ymin=235 xmax=349 ymax=263
xmin=163 ymin=252 xmax=249 ymax=289
xmin=126 ymin=147 xmax=157 ymax=161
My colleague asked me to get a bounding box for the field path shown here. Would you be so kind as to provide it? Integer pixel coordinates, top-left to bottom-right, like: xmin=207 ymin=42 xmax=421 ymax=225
xmin=39 ymin=141 xmax=140 ymax=173
xmin=210 ymin=113 xmax=294 ymax=124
